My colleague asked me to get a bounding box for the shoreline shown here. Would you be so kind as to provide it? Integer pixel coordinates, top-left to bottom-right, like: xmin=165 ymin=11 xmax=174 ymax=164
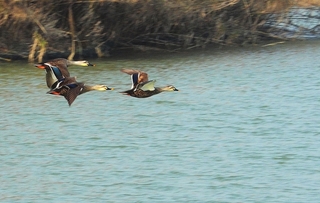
xmin=3 ymin=39 xmax=320 ymax=63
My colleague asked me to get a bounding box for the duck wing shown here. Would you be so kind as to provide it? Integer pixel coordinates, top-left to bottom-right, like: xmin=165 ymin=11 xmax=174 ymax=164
xmin=63 ymin=83 xmax=84 ymax=106
xmin=44 ymin=66 xmax=62 ymax=88
xmin=46 ymin=58 xmax=70 ymax=77
xmin=138 ymin=80 xmax=156 ymax=91
xmin=47 ymin=81 xmax=83 ymax=106
xmin=35 ymin=63 xmax=66 ymax=88
xmin=50 ymin=76 xmax=77 ymax=89
xmin=121 ymin=69 xmax=149 ymax=89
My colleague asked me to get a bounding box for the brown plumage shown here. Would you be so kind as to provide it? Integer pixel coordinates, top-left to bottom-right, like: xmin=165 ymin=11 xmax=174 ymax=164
xmin=35 ymin=58 xmax=95 ymax=88
xmin=50 ymin=76 xmax=77 ymax=90
xmin=121 ymin=69 xmax=179 ymax=98
xmin=35 ymin=61 xmax=112 ymax=106
xmin=42 ymin=58 xmax=72 ymax=77
xmin=48 ymin=82 xmax=84 ymax=106
xmin=46 ymin=58 xmax=94 ymax=71
xmin=121 ymin=69 xmax=149 ymax=85
xmin=121 ymin=85 xmax=178 ymax=98
xmin=48 ymin=81 xmax=113 ymax=106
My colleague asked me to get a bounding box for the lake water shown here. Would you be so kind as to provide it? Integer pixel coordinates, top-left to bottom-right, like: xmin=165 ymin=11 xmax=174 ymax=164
xmin=1 ymin=41 xmax=320 ymax=202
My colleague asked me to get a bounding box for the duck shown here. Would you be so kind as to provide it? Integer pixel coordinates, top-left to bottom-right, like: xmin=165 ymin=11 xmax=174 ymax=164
xmin=45 ymin=58 xmax=95 ymax=67
xmin=48 ymin=77 xmax=113 ymax=106
xmin=121 ymin=69 xmax=179 ymax=98
xmin=35 ymin=63 xmax=113 ymax=106
xmin=35 ymin=58 xmax=95 ymax=88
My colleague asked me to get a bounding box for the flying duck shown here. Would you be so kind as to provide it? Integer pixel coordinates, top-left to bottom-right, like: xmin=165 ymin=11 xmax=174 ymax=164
xmin=48 ymin=80 xmax=113 ymax=106
xmin=120 ymin=69 xmax=179 ymax=98
xmin=35 ymin=58 xmax=95 ymax=88
xmin=35 ymin=63 xmax=113 ymax=106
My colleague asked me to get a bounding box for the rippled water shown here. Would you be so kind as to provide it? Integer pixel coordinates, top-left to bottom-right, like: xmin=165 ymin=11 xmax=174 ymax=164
xmin=1 ymin=41 xmax=320 ymax=202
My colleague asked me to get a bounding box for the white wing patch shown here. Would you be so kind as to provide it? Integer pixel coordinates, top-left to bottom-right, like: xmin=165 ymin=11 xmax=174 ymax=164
xmin=140 ymin=80 xmax=156 ymax=91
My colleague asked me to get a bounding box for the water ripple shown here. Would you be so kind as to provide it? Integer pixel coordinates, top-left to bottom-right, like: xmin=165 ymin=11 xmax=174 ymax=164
xmin=1 ymin=41 xmax=320 ymax=202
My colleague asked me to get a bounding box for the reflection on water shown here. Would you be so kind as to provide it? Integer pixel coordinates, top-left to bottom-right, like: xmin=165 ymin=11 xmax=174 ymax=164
xmin=1 ymin=41 xmax=320 ymax=202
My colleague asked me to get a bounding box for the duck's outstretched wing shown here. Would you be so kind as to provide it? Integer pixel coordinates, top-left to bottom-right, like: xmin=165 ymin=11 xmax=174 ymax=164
xmin=47 ymin=82 xmax=83 ymax=106
xmin=50 ymin=76 xmax=77 ymax=90
xmin=64 ymin=84 xmax=83 ymax=106
xmin=45 ymin=58 xmax=71 ymax=77
xmin=131 ymin=72 xmax=139 ymax=89
xmin=121 ymin=69 xmax=149 ymax=89
xmin=35 ymin=63 xmax=66 ymax=88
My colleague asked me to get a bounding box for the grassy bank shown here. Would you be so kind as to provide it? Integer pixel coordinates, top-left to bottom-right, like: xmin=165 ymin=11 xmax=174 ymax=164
xmin=0 ymin=0 xmax=318 ymax=61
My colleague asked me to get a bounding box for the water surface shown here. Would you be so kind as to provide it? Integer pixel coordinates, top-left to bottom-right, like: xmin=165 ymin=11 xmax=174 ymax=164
xmin=1 ymin=41 xmax=320 ymax=202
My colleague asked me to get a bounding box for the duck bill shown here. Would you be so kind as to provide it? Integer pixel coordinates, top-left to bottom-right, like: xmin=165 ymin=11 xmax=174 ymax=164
xmin=88 ymin=63 xmax=95 ymax=66
xmin=174 ymin=88 xmax=179 ymax=91
xmin=107 ymin=87 xmax=114 ymax=90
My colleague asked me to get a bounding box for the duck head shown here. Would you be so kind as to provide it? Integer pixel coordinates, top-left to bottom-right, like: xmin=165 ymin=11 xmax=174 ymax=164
xmin=161 ymin=85 xmax=179 ymax=92
xmin=72 ymin=60 xmax=95 ymax=67
xmin=90 ymin=85 xmax=114 ymax=91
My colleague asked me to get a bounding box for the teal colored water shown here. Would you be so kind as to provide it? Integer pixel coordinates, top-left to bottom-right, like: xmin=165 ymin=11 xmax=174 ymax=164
xmin=1 ymin=41 xmax=320 ymax=202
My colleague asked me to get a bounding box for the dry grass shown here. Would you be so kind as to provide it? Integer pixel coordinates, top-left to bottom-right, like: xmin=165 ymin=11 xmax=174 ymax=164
xmin=294 ymin=0 xmax=320 ymax=7
xmin=253 ymin=0 xmax=320 ymax=13
xmin=1 ymin=0 xmax=320 ymax=60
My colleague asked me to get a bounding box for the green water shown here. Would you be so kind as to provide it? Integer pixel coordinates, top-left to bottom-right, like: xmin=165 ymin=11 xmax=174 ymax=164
xmin=1 ymin=41 xmax=320 ymax=202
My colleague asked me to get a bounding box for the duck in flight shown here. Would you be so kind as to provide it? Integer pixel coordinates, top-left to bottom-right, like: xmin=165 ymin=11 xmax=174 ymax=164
xmin=120 ymin=69 xmax=179 ymax=98
xmin=35 ymin=62 xmax=113 ymax=106
xmin=35 ymin=58 xmax=95 ymax=88
xmin=48 ymin=78 xmax=113 ymax=106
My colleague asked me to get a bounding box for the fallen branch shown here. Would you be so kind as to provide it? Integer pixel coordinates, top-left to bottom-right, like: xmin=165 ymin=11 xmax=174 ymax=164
xmin=0 ymin=56 xmax=11 ymax=61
